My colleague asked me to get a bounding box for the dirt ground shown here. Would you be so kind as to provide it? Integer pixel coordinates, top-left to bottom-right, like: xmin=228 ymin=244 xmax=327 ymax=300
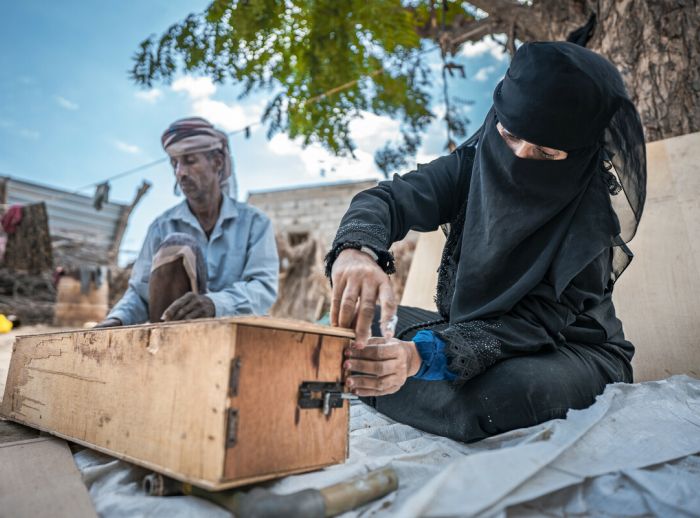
xmin=0 ymin=325 xmax=72 ymax=404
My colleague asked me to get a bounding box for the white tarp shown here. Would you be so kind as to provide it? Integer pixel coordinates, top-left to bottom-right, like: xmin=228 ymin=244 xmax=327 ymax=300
xmin=75 ymin=375 xmax=700 ymax=517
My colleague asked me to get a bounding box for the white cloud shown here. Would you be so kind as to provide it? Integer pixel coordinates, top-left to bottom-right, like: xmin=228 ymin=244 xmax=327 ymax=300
xmin=190 ymin=98 xmax=261 ymax=132
xmin=55 ymin=95 xmax=79 ymax=110
xmin=171 ymin=75 xmax=261 ymax=132
xmin=172 ymin=76 xmax=216 ymax=99
xmin=415 ymin=151 xmax=440 ymax=167
xmin=269 ymin=133 xmax=384 ymax=180
xmin=18 ymin=129 xmax=40 ymax=139
xmin=348 ymin=112 xmax=401 ymax=147
xmin=135 ymin=88 xmax=163 ymax=103
xmin=474 ymin=65 xmax=497 ymax=82
xmin=267 ymin=110 xmax=402 ymax=180
xmin=460 ymin=36 xmax=508 ymax=61
xmin=0 ymin=119 xmax=40 ymax=139
xmin=113 ymin=139 xmax=141 ymax=154
xmin=432 ymin=104 xmax=447 ymax=120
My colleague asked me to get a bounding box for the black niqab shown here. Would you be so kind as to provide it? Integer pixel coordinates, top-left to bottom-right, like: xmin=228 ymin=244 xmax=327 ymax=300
xmin=449 ymin=42 xmax=646 ymax=323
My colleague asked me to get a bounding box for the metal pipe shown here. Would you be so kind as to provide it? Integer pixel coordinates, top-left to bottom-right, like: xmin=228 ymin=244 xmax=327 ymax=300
xmin=142 ymin=466 xmax=398 ymax=517
xmin=142 ymin=472 xmax=183 ymax=497
xmin=321 ymin=466 xmax=398 ymax=517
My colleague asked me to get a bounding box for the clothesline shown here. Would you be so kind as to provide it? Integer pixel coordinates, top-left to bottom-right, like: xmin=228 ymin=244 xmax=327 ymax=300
xmin=4 ymin=45 xmax=441 ymax=206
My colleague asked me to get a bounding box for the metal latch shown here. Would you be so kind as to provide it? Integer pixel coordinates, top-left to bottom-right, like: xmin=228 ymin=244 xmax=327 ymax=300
xmin=298 ymin=381 xmax=357 ymax=416
xmin=229 ymin=357 xmax=241 ymax=397
xmin=226 ymin=408 xmax=238 ymax=447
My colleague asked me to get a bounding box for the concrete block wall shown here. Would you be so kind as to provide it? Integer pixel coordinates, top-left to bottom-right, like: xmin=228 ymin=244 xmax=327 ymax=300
xmin=247 ymin=180 xmax=380 ymax=246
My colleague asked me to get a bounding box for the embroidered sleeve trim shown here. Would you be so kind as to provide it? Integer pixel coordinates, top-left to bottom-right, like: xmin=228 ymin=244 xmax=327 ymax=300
xmin=436 ymin=320 xmax=503 ymax=383
xmin=333 ymin=222 xmax=389 ymax=245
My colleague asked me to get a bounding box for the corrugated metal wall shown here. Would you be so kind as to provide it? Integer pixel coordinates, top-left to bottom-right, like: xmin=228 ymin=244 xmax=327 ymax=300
xmin=4 ymin=177 xmax=126 ymax=264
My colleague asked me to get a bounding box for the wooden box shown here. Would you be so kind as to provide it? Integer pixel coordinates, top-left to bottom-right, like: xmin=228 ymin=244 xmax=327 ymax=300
xmin=53 ymin=276 xmax=109 ymax=327
xmin=0 ymin=317 xmax=354 ymax=490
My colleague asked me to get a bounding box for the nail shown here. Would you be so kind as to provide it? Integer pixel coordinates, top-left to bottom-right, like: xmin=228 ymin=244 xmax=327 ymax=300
xmin=347 ymin=379 xmax=354 ymax=388
xmin=344 ymin=361 xmax=351 ymax=369
xmin=344 ymin=349 xmax=351 ymax=356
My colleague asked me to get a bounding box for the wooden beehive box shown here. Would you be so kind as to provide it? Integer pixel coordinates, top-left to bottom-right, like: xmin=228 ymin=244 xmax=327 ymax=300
xmin=0 ymin=317 xmax=354 ymax=490
xmin=53 ymin=276 xmax=110 ymax=327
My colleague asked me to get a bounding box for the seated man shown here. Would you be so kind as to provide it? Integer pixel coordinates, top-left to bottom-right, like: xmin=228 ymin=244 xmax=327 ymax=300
xmin=97 ymin=117 xmax=278 ymax=327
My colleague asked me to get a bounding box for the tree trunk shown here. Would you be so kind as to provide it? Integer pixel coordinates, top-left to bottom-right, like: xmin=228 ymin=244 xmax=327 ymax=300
xmin=448 ymin=0 xmax=700 ymax=142
xmin=586 ymin=0 xmax=700 ymax=142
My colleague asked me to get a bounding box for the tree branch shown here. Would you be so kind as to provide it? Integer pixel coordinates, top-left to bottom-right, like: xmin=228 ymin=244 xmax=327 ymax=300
xmin=447 ymin=18 xmax=498 ymax=51
xmin=439 ymin=1 xmax=587 ymax=54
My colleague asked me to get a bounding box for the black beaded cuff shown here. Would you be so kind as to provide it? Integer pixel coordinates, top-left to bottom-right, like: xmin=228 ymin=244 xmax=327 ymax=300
xmin=435 ymin=320 xmax=503 ymax=384
xmin=324 ymin=241 xmax=396 ymax=280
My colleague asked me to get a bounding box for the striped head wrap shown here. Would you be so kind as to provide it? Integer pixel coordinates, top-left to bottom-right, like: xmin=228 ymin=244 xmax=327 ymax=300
xmin=161 ymin=117 xmax=233 ymax=190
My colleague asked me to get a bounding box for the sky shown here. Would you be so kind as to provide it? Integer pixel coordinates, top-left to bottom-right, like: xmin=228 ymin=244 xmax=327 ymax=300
xmin=0 ymin=1 xmax=508 ymax=264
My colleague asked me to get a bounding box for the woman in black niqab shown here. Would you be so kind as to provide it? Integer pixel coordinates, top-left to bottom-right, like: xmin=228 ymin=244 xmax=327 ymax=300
xmin=326 ymin=42 xmax=647 ymax=443
xmin=451 ymin=41 xmax=645 ymax=323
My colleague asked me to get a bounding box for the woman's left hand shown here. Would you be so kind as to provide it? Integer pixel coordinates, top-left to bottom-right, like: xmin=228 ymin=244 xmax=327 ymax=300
xmin=344 ymin=337 xmax=422 ymax=396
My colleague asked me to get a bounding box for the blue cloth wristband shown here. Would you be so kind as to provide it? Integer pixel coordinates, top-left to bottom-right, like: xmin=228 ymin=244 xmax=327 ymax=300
xmin=412 ymin=330 xmax=457 ymax=381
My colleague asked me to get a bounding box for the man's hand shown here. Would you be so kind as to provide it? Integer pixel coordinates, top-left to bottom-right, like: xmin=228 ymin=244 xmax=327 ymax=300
xmin=344 ymin=337 xmax=421 ymax=396
xmin=162 ymin=293 xmax=215 ymax=321
xmin=93 ymin=317 xmax=122 ymax=329
xmin=330 ymin=248 xmax=398 ymax=347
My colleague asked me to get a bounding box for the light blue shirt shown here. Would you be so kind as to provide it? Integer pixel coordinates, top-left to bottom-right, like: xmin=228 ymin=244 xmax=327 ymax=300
xmin=108 ymin=195 xmax=279 ymax=325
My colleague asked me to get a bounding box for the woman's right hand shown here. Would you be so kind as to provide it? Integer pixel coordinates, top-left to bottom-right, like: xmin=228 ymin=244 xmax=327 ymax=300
xmin=330 ymin=248 xmax=398 ymax=347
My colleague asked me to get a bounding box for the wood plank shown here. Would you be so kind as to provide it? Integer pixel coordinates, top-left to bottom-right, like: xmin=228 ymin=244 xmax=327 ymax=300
xmin=53 ymin=276 xmax=110 ymax=327
xmin=614 ymin=131 xmax=700 ymax=381
xmin=0 ymin=333 xmax=13 ymax=402
xmin=225 ymin=325 xmax=349 ymax=480
xmin=0 ymin=417 xmax=40 ymax=445
xmin=400 ymin=230 xmax=445 ymax=311
xmin=0 ymin=434 xmax=96 ymax=518
xmin=16 ymin=316 xmax=356 ymax=340
xmin=1 ymin=320 xmax=233 ymax=485
xmin=53 ymin=276 xmax=110 ymax=326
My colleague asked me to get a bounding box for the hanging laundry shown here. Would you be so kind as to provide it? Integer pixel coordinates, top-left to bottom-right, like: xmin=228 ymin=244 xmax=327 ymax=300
xmin=78 ymin=265 xmax=108 ymax=294
xmin=1 ymin=204 xmax=23 ymax=234
xmin=93 ymin=182 xmax=110 ymax=211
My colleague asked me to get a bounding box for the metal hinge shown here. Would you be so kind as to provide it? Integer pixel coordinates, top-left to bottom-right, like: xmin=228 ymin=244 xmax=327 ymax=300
xmin=229 ymin=357 xmax=241 ymax=397
xmin=298 ymin=381 xmax=357 ymax=416
xmin=226 ymin=408 xmax=238 ymax=448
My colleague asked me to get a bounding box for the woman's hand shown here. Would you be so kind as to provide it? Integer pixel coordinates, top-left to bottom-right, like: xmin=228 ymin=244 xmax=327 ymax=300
xmin=330 ymin=248 xmax=398 ymax=346
xmin=344 ymin=337 xmax=422 ymax=396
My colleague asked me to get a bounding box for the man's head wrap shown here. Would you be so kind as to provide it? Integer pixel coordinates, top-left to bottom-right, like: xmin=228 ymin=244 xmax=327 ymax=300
xmin=161 ymin=117 xmax=235 ymax=196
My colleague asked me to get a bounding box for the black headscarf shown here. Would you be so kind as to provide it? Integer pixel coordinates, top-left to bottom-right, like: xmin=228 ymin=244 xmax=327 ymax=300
xmin=449 ymin=42 xmax=646 ymax=323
